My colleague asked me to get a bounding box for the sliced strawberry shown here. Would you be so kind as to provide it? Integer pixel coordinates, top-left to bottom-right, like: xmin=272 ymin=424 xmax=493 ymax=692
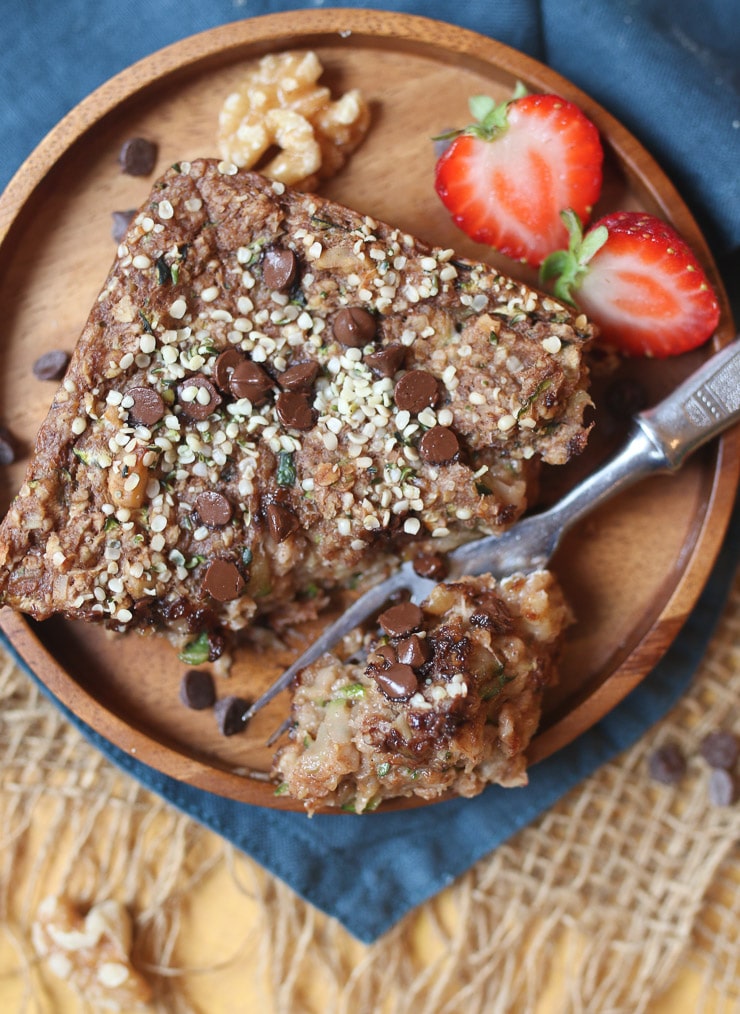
xmin=434 ymin=90 xmax=603 ymax=267
xmin=541 ymin=210 xmax=721 ymax=357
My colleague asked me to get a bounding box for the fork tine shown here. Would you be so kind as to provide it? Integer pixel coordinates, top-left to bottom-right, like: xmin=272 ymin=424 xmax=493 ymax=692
xmin=242 ymin=566 xmax=412 ymax=723
xmin=265 ymin=717 xmax=293 ymax=747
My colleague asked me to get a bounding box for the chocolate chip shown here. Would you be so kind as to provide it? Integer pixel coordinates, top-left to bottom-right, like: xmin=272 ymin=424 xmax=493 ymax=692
xmin=266 ymin=502 xmax=299 ymax=543
xmin=275 ymin=391 xmax=316 ymax=431
xmin=413 ymin=553 xmax=448 ymax=581
xmin=32 ymin=349 xmax=70 ymax=382
xmin=333 ymin=307 xmax=377 ymax=347
xmin=229 ymin=360 xmax=274 ymax=405
xmin=605 ymin=377 xmax=649 ymax=420
xmin=364 ymin=344 xmax=405 ymax=378
xmin=394 ymin=371 xmax=439 ymax=413
xmin=111 ymin=209 xmax=136 ymax=243
xmin=648 ymin=743 xmax=686 ymax=785
xmin=373 ymin=663 xmax=418 ymax=700
xmin=279 ymin=361 xmax=319 ymax=392
xmin=202 ymin=559 xmax=245 ymax=602
xmin=119 ymin=137 xmax=158 ymax=176
xmin=708 ymin=767 xmax=737 ymax=807
xmin=177 ymin=376 xmax=221 ymax=420
xmin=418 ymin=426 xmax=459 ymax=464
xmin=263 ymin=247 xmax=298 ymax=290
xmin=0 ymin=425 xmax=16 ymax=465
xmin=378 ymin=601 xmax=424 ymax=638
xmin=699 ymin=730 xmax=739 ymax=770
xmin=195 ymin=491 xmax=233 ymax=527
xmin=127 ymin=386 xmax=165 ymax=426
xmin=214 ymin=695 xmax=250 ymax=736
xmin=396 ymin=634 xmax=431 ymax=669
xmin=179 ymin=670 xmax=216 ymax=710
xmin=370 ymin=644 xmax=398 ymax=666
xmin=213 ymin=349 xmax=245 ymax=393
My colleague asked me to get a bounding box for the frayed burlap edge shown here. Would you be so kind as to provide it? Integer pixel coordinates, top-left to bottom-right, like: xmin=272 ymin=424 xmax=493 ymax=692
xmin=1 ymin=575 xmax=739 ymax=1013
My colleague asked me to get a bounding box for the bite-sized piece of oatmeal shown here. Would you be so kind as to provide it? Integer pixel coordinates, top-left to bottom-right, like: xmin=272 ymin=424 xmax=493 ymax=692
xmin=273 ymin=570 xmax=571 ymax=813
xmin=0 ymin=161 xmax=593 ymax=651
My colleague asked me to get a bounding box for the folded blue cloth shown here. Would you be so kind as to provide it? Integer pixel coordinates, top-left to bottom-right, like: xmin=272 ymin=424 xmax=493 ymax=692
xmin=2 ymin=1 xmax=739 ymax=254
xmin=1 ymin=0 xmax=738 ymax=941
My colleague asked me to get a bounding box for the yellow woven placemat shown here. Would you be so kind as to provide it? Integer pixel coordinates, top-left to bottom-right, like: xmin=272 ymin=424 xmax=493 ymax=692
xmin=1 ymin=575 xmax=739 ymax=1012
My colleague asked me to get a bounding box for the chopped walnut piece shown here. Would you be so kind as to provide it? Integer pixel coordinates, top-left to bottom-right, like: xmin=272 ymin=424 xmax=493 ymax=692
xmin=32 ymin=896 xmax=152 ymax=1010
xmin=107 ymin=450 xmax=150 ymax=510
xmin=217 ymin=50 xmax=370 ymax=189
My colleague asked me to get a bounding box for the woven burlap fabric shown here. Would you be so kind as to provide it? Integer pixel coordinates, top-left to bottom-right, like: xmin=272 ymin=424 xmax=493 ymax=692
xmin=1 ymin=577 xmax=739 ymax=1013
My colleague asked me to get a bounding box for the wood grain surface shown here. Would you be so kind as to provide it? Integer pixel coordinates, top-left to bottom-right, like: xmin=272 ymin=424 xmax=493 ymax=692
xmin=0 ymin=9 xmax=737 ymax=811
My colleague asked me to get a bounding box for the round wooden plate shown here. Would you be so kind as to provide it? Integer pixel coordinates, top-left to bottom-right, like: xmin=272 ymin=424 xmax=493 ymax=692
xmin=0 ymin=10 xmax=737 ymax=811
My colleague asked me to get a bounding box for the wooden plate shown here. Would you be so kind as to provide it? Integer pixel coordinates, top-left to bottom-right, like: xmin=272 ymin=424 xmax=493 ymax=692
xmin=0 ymin=10 xmax=737 ymax=811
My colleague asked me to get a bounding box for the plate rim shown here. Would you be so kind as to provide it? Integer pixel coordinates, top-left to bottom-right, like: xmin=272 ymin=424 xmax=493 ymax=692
xmin=0 ymin=7 xmax=737 ymax=812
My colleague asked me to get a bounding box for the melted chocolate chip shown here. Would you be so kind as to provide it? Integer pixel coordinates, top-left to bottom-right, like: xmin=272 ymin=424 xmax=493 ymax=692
xmin=394 ymin=371 xmax=440 ymax=413
xmin=32 ymin=349 xmax=70 ymax=382
xmin=263 ymin=247 xmax=298 ymax=290
xmin=180 ymin=670 xmax=216 ymax=710
xmin=470 ymin=594 xmax=513 ymax=634
xmin=128 ymin=386 xmax=165 ymax=426
xmin=202 ymin=559 xmax=245 ymax=601
xmin=119 ymin=137 xmax=158 ymax=176
xmin=177 ymin=376 xmax=221 ymax=420
xmin=266 ymin=502 xmax=300 ymax=543
xmin=229 ymin=360 xmax=274 ymax=405
xmin=279 ymin=361 xmax=319 ymax=392
xmin=214 ymin=695 xmax=250 ymax=736
xmin=396 ymin=634 xmax=431 ymax=670
xmin=364 ymin=344 xmax=405 ymax=378
xmin=699 ymin=730 xmax=739 ymax=770
xmin=373 ymin=663 xmax=418 ymax=700
xmin=378 ymin=601 xmax=424 ymax=638
xmin=111 ymin=209 xmax=136 ymax=243
xmin=418 ymin=426 xmax=459 ymax=464
xmin=195 ymin=491 xmax=233 ymax=527
xmin=275 ymin=391 xmax=316 ymax=431
xmin=213 ymin=349 xmax=246 ymax=393
xmin=413 ymin=553 xmax=448 ymax=581
xmin=333 ymin=307 xmax=377 ymax=347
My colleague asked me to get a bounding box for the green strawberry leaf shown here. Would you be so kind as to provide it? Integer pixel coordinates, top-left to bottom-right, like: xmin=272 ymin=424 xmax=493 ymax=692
xmin=580 ymin=224 xmax=609 ymax=264
xmin=469 ymin=94 xmax=497 ymax=124
xmin=433 ymin=83 xmax=530 ymax=144
xmin=540 ymin=210 xmax=609 ymax=306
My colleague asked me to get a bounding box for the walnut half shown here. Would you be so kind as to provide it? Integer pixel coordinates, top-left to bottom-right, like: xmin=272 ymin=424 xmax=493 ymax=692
xmin=32 ymin=896 xmax=152 ymax=1010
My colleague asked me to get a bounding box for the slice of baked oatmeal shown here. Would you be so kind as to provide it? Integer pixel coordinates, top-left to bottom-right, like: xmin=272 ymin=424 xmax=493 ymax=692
xmin=273 ymin=569 xmax=571 ymax=813
xmin=0 ymin=160 xmax=593 ymax=652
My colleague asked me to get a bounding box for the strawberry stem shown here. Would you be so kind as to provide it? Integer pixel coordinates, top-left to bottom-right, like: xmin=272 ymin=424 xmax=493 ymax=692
xmin=540 ymin=210 xmax=608 ymax=305
xmin=432 ymin=82 xmax=530 ymax=143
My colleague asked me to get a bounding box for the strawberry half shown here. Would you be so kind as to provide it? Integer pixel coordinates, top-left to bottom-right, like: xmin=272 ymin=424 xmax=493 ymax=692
xmin=434 ymin=88 xmax=603 ymax=267
xmin=540 ymin=210 xmax=721 ymax=357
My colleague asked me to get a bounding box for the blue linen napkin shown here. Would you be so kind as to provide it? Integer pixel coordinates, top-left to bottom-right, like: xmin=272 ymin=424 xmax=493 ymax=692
xmin=1 ymin=1 xmax=739 ymax=941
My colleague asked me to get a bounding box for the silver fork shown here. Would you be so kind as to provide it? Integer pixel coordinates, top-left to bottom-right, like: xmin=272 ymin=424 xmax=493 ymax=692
xmin=243 ymin=337 xmax=740 ymax=724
